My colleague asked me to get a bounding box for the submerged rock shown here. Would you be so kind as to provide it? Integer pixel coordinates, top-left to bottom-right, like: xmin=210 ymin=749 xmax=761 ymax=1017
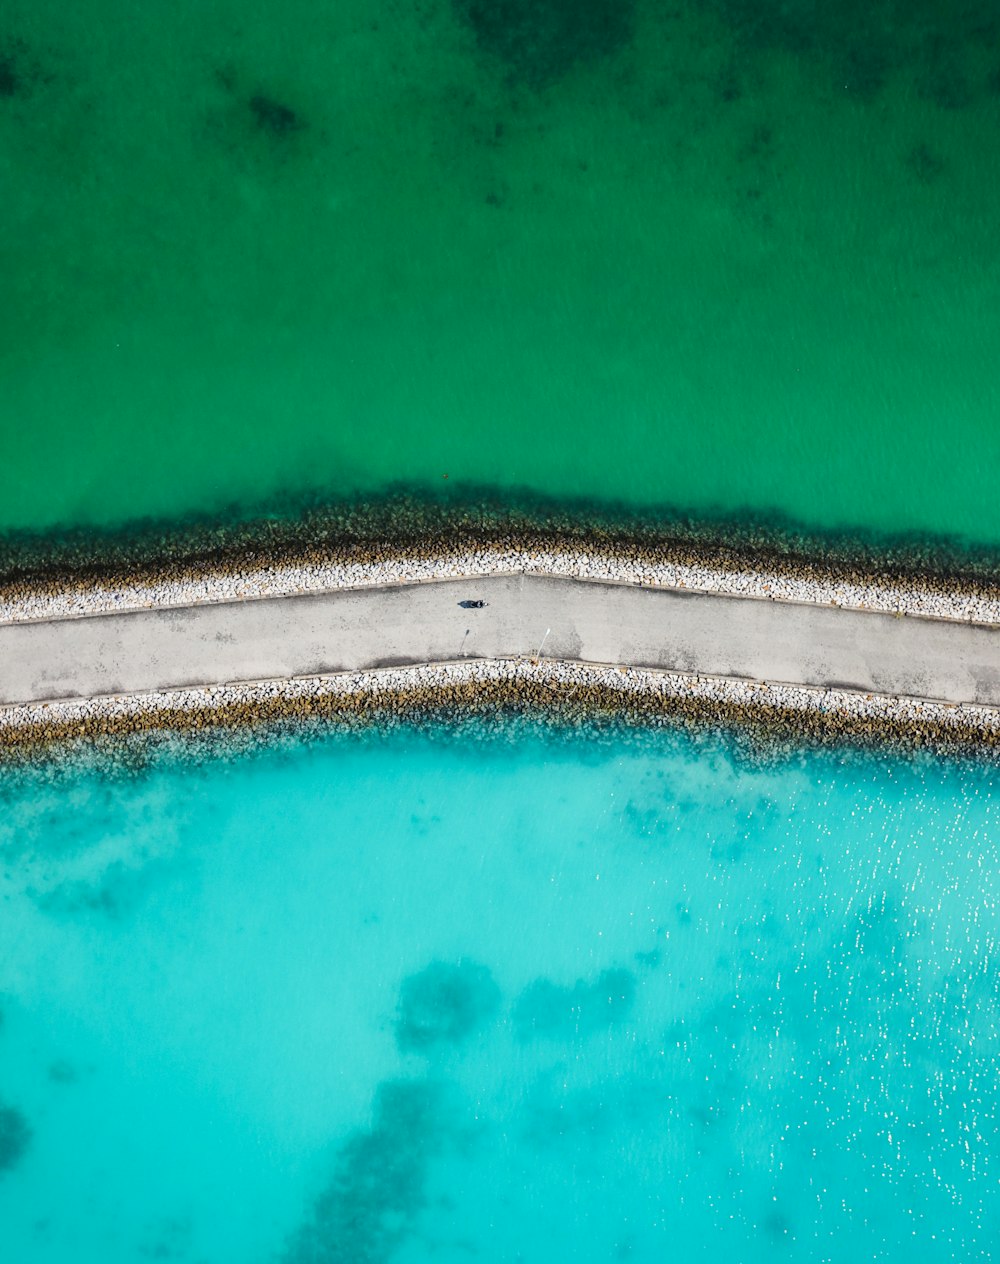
xmin=282 ymin=1079 xmax=451 ymax=1263
xmin=0 ymin=1103 xmax=30 ymax=1174
xmin=453 ymin=0 xmax=635 ymax=88
xmin=249 ymin=93 xmax=303 ymax=137
xmin=395 ymin=959 xmax=501 ymax=1054
xmin=513 ymin=966 xmax=636 ymax=1040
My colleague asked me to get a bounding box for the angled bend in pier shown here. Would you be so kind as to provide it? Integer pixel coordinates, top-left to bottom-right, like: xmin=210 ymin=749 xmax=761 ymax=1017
xmin=1 ymin=574 xmax=999 ymax=709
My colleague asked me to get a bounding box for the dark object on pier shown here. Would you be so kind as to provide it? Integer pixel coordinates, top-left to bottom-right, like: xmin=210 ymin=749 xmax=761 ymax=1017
xmin=458 ymin=599 xmax=487 ymax=609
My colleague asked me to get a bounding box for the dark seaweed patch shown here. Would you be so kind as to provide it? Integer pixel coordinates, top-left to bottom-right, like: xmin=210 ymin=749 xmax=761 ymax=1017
xmin=281 ymin=1080 xmax=450 ymax=1263
xmin=35 ymin=880 xmax=121 ymax=919
xmin=840 ymin=40 xmax=892 ymax=100
xmin=31 ymin=852 xmax=178 ymax=923
xmin=0 ymin=51 xmax=18 ymax=98
xmin=0 ymin=38 xmax=47 ymax=100
xmin=395 ymin=960 xmax=501 ymax=1054
xmin=48 ymin=1059 xmax=78 ymax=1084
xmin=202 ymin=68 xmax=308 ymax=167
xmin=249 ymin=93 xmax=303 ymax=137
xmin=916 ymin=33 xmax=975 ymax=110
xmin=714 ymin=61 xmax=743 ymax=104
xmin=453 ymin=0 xmax=635 ymax=88
xmin=709 ymin=0 xmax=997 ymax=103
xmin=0 ymin=1103 xmax=30 ymax=1174
xmin=523 ymin=1079 xmax=609 ymax=1146
xmin=711 ymin=0 xmax=871 ymax=60
xmin=905 ymin=142 xmax=946 ymax=185
xmin=513 ymin=967 xmax=636 ymax=1040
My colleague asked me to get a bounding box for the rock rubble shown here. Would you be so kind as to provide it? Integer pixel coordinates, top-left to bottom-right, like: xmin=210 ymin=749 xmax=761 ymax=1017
xmin=1 ymin=542 xmax=999 ymax=626
xmin=2 ymin=659 xmax=998 ymax=764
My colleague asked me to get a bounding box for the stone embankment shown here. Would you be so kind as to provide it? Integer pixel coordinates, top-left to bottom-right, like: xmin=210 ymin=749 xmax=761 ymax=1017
xmin=2 ymin=660 xmax=998 ymax=765
xmin=2 ymin=541 xmax=1000 ymax=626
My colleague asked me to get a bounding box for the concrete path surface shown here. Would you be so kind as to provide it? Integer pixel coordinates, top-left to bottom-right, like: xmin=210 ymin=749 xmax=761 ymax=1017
xmin=1 ymin=574 xmax=999 ymax=708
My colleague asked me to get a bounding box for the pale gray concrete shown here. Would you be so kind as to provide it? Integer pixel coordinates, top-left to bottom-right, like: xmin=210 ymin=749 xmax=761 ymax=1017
xmin=1 ymin=574 xmax=998 ymax=708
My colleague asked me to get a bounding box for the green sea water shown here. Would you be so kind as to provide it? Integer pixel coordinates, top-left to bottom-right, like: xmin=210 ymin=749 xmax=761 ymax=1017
xmin=2 ymin=1 xmax=1000 ymax=544
xmin=2 ymin=729 xmax=999 ymax=1261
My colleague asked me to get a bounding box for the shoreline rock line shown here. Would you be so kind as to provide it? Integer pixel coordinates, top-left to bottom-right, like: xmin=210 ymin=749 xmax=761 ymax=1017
xmin=2 ymin=538 xmax=1000 ymax=627
xmin=2 ymin=660 xmax=999 ymax=765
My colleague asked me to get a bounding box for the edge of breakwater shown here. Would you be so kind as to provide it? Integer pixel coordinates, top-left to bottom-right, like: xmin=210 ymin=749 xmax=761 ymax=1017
xmin=3 ymin=659 xmax=998 ymax=767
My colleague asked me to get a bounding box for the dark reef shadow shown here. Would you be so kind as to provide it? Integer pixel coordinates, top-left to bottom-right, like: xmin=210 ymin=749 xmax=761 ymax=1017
xmin=905 ymin=141 xmax=947 ymax=185
xmin=707 ymin=0 xmax=997 ymax=104
xmin=248 ymin=91 xmax=305 ymax=138
xmin=395 ymin=959 xmax=501 ymax=1054
xmin=0 ymin=36 xmax=53 ymax=101
xmin=0 ymin=1102 xmax=31 ymax=1175
xmin=200 ymin=62 xmax=311 ymax=169
xmin=452 ymin=0 xmax=636 ymax=89
xmin=513 ymin=966 xmax=636 ymax=1041
xmin=280 ymin=1079 xmax=458 ymax=1263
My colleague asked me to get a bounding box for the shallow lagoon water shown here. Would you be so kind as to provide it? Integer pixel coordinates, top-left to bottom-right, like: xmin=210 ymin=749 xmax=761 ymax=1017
xmin=1 ymin=727 xmax=998 ymax=1262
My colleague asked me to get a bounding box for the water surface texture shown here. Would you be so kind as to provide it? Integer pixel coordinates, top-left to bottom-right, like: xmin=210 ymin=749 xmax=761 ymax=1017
xmin=2 ymin=0 xmax=1000 ymax=542
xmin=1 ymin=729 xmax=998 ymax=1262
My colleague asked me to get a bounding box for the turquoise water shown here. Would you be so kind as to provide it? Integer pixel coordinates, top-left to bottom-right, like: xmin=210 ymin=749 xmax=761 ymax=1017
xmin=2 ymin=728 xmax=998 ymax=1262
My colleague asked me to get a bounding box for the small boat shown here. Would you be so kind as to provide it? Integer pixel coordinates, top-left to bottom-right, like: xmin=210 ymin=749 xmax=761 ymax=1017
xmin=458 ymin=599 xmax=487 ymax=609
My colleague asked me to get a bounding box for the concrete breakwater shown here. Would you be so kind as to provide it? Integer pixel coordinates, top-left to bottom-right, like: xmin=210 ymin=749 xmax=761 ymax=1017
xmin=1 ymin=570 xmax=999 ymax=758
